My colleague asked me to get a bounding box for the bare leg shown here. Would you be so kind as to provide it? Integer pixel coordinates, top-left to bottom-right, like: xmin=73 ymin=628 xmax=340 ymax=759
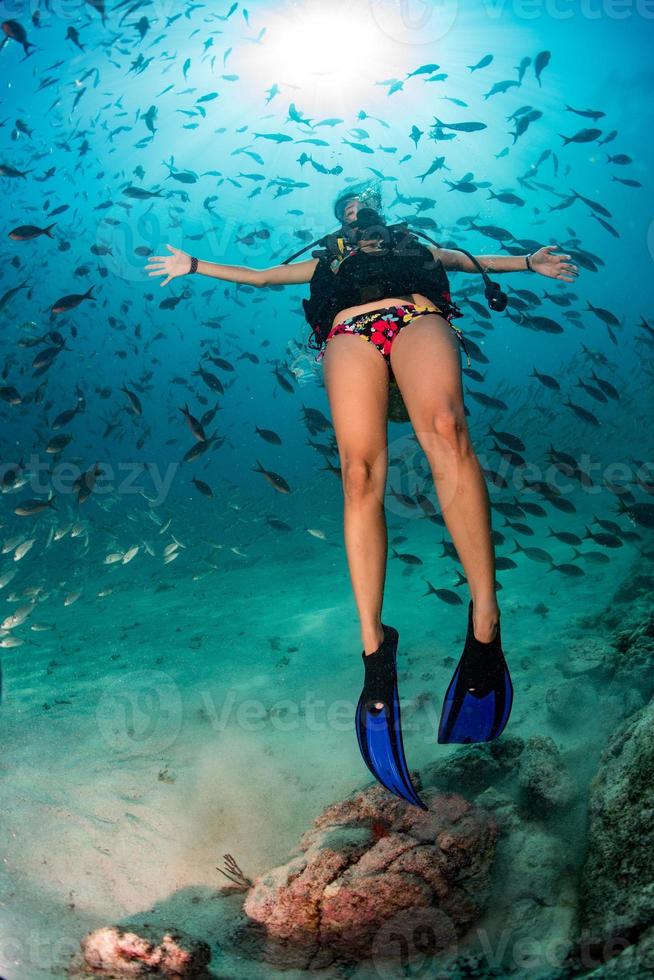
xmin=321 ymin=334 xmax=390 ymax=657
xmin=390 ymin=315 xmax=499 ymax=642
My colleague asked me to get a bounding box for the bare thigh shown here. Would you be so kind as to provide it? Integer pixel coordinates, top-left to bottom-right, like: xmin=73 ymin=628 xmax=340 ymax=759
xmin=321 ymin=334 xmax=389 ymax=493
xmin=389 ymin=313 xmax=467 ymax=438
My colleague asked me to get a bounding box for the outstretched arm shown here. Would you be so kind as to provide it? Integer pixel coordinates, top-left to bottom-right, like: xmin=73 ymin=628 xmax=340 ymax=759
xmin=145 ymin=244 xmax=318 ymax=287
xmin=429 ymin=244 xmax=579 ymax=283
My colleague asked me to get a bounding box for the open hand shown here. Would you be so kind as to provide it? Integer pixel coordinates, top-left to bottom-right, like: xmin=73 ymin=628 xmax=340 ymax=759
xmin=144 ymin=244 xmax=192 ymax=286
xmin=530 ymin=245 xmax=579 ymax=282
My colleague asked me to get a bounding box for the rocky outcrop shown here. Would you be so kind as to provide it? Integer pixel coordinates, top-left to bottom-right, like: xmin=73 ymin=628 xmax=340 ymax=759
xmin=578 ymin=695 xmax=654 ymax=970
xmin=239 ymin=784 xmax=498 ymax=969
xmin=80 ymin=925 xmax=211 ymax=978
xmin=517 ymin=735 xmax=577 ymax=815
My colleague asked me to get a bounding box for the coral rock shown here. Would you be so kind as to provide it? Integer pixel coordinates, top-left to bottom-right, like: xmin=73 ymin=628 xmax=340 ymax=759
xmin=80 ymin=925 xmax=211 ymax=978
xmin=240 ymin=785 xmax=498 ymax=968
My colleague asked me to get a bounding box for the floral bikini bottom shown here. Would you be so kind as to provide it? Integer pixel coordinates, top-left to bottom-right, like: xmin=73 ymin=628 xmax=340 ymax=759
xmin=315 ymin=303 xmax=470 ymax=384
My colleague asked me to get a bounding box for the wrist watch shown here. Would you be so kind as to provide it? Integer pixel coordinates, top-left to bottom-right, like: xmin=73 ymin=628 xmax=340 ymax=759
xmin=189 ymin=255 xmax=198 ymax=274
xmin=525 ymin=252 xmax=534 ymax=272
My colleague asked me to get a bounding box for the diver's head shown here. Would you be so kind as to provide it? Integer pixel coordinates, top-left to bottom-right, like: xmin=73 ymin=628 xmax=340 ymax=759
xmin=333 ymin=180 xmax=384 ymax=227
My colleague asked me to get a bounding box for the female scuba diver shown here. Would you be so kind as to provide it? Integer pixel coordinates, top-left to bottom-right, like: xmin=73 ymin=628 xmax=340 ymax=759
xmin=145 ymin=180 xmax=579 ymax=810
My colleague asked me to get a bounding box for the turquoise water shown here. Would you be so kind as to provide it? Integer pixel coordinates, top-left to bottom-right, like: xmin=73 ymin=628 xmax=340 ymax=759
xmin=0 ymin=2 xmax=653 ymax=977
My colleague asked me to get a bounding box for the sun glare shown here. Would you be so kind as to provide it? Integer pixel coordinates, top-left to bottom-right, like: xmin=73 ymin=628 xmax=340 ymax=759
xmin=251 ymin=0 xmax=398 ymax=100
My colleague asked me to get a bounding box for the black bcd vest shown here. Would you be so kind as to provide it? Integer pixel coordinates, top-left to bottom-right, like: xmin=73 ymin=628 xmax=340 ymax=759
xmin=302 ymin=223 xmax=461 ymax=350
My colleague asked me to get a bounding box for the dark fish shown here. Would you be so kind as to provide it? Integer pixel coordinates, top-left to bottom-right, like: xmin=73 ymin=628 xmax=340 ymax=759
xmin=0 ymin=279 xmax=29 ymax=311
xmin=391 ymin=548 xmax=423 ymax=565
xmin=389 ymin=488 xmax=418 ymax=509
xmin=481 ymin=467 xmax=508 ymax=489
xmin=32 ymin=345 xmax=67 ymax=371
xmin=180 ymin=404 xmax=206 ymax=442
xmin=121 ymin=385 xmax=142 ymax=415
xmin=86 ymin=0 xmax=106 ymax=25
xmin=576 ymin=380 xmax=607 ymax=404
xmin=607 ymin=154 xmax=632 ymax=165
xmin=122 ymin=186 xmax=164 ymax=199
xmin=548 ymin=497 xmax=577 ymax=515
xmin=46 ymin=433 xmax=72 ymax=454
xmin=617 ymin=500 xmax=654 ymax=530
xmin=529 ymin=367 xmax=560 ymax=390
xmin=253 ymin=459 xmax=291 ymax=494
xmin=51 ymin=285 xmax=95 ymax=314
xmin=75 ymin=462 xmax=103 ymax=504
xmin=192 ymin=476 xmax=213 ymax=497
xmin=467 ymin=391 xmax=508 ymax=411
xmin=467 ymin=54 xmax=493 ymax=72
xmin=520 ymin=501 xmax=547 ymax=518
xmin=407 ymin=64 xmax=440 ymax=78
xmin=265 ymin=517 xmax=293 ymax=532
xmin=492 ymin=443 xmax=526 ymax=468
xmin=495 ymin=556 xmax=518 ymax=570
xmin=467 ymin=221 xmax=514 ymax=242
xmin=548 ymin=528 xmax=582 ymax=546
xmin=0 ymin=19 xmax=35 ymax=55
xmin=208 ymin=356 xmax=235 ymax=371
xmin=433 ymin=118 xmax=487 ymax=133
xmin=9 ymin=223 xmax=56 ymax=240
xmin=0 ymin=386 xmax=22 ymax=404
xmin=193 ymin=365 xmax=224 ymax=395
xmin=586 ymin=300 xmax=619 ymax=328
xmin=522 ymin=314 xmax=563 ymax=334
xmin=548 ymin=562 xmax=585 ymax=577
xmin=52 ymin=403 xmax=82 ymax=428
xmin=511 ymin=109 xmax=542 ymax=144
xmin=14 ymin=496 xmax=56 ymax=516
xmin=273 ymin=366 xmax=295 ymax=394
xmin=66 ymin=26 xmax=84 ymax=50
xmin=592 ymin=516 xmax=623 ymax=534
xmin=0 ymin=163 xmax=30 ymax=178
xmin=515 ymin=57 xmax=531 ymax=83
xmin=563 ymin=399 xmax=600 ymax=427
xmin=571 ymin=189 xmax=612 ymax=218
xmin=611 ymin=176 xmax=641 ymax=188
xmin=255 ymin=426 xmax=282 ymax=445
xmin=488 ymin=190 xmax=525 ymax=207
xmin=422 ymin=580 xmax=463 ymax=604
xmin=559 ymin=128 xmax=602 ymax=146
xmin=590 ymin=214 xmax=620 ymax=238
xmin=493 ymin=502 xmax=524 ymax=518
xmin=565 ymin=105 xmax=605 ymax=120
xmin=534 ymin=50 xmax=551 ymax=86
xmin=583 ymin=528 xmax=623 ymax=548
xmin=512 ymin=540 xmax=553 ymax=563
xmin=182 ymin=436 xmax=220 ymax=463
xmin=504 ymin=519 xmax=533 ymax=536
xmin=571 ymin=547 xmax=610 ymax=565
xmin=488 ymin=426 xmax=526 ymax=452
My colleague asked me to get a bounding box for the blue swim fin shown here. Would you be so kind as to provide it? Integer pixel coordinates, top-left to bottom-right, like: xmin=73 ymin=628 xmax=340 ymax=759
xmin=355 ymin=624 xmax=428 ymax=810
xmin=438 ymin=601 xmax=513 ymax=744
